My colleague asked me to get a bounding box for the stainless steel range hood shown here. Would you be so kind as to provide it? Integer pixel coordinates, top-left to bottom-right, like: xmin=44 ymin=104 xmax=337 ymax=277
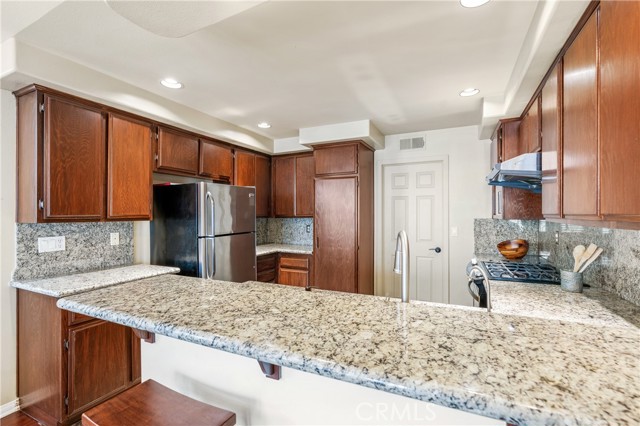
xmin=486 ymin=152 xmax=542 ymax=193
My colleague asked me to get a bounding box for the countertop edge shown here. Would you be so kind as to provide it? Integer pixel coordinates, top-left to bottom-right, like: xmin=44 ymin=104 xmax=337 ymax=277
xmin=10 ymin=265 xmax=180 ymax=297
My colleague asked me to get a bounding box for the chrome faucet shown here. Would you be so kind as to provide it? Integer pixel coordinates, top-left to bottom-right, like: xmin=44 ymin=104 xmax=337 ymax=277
xmin=393 ymin=230 xmax=410 ymax=303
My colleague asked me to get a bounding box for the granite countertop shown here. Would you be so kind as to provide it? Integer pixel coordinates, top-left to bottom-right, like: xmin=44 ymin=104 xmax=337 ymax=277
xmin=489 ymin=280 xmax=640 ymax=329
xmin=10 ymin=264 xmax=180 ymax=297
xmin=57 ymin=275 xmax=640 ymax=425
xmin=256 ymin=243 xmax=313 ymax=256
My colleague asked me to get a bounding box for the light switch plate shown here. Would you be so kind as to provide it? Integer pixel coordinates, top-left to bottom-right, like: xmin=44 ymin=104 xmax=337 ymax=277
xmin=110 ymin=233 xmax=119 ymax=246
xmin=38 ymin=236 xmax=65 ymax=253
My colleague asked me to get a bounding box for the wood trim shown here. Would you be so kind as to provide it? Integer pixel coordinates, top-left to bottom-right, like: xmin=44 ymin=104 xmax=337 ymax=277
xmin=131 ymin=328 xmax=156 ymax=343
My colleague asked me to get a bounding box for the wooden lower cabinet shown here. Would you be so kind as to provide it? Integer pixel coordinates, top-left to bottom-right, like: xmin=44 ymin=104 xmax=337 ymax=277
xmin=256 ymin=253 xmax=313 ymax=287
xmin=257 ymin=254 xmax=277 ymax=283
xmin=17 ymin=290 xmax=140 ymax=426
xmin=277 ymin=254 xmax=312 ymax=287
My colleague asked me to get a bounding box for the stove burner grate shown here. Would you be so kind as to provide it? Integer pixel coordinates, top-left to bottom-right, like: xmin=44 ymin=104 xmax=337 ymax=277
xmin=481 ymin=260 xmax=560 ymax=284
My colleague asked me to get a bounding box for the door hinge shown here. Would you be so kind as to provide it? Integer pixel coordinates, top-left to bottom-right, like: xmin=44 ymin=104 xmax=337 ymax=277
xmin=38 ymin=199 xmax=44 ymax=210
xmin=154 ymin=154 xmax=159 ymax=161
xmin=155 ymin=132 xmax=159 ymax=140
xmin=39 ymin=103 xmax=45 ymax=113
xmin=64 ymin=395 xmax=69 ymax=407
xmin=63 ymin=339 xmax=69 ymax=350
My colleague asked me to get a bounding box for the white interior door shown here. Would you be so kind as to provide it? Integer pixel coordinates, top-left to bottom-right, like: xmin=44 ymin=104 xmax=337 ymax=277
xmin=381 ymin=160 xmax=448 ymax=303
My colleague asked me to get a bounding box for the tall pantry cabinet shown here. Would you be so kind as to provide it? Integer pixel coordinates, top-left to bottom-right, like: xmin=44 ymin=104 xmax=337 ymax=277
xmin=313 ymin=142 xmax=374 ymax=295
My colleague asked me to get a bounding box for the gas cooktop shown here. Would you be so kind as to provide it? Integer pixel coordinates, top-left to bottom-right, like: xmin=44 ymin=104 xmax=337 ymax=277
xmin=481 ymin=260 xmax=560 ymax=284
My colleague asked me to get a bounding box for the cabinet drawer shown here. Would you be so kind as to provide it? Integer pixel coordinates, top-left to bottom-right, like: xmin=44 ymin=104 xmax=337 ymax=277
xmin=279 ymin=256 xmax=309 ymax=270
xmin=67 ymin=311 xmax=95 ymax=326
xmin=278 ymin=268 xmax=309 ymax=287
xmin=257 ymin=254 xmax=277 ymax=273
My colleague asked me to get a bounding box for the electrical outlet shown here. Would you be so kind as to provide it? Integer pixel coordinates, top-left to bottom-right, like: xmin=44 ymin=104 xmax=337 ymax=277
xmin=38 ymin=236 xmax=65 ymax=253
xmin=110 ymin=233 xmax=120 ymax=246
xmin=306 ymin=225 xmax=311 ymax=233
xmin=555 ymin=231 xmax=560 ymax=245
xmin=450 ymin=227 xmax=458 ymax=237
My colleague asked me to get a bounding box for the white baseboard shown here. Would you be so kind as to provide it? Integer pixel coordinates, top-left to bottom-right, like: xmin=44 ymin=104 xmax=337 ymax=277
xmin=0 ymin=399 xmax=19 ymax=418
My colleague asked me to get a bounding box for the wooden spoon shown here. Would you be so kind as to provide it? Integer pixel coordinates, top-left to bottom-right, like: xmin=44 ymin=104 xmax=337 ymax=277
xmin=572 ymin=245 xmax=586 ymax=272
xmin=575 ymin=243 xmax=598 ymax=273
xmin=579 ymin=247 xmax=603 ymax=273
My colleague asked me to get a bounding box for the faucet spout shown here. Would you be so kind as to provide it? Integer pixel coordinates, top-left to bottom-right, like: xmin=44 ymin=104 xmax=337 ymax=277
xmin=393 ymin=230 xmax=410 ymax=303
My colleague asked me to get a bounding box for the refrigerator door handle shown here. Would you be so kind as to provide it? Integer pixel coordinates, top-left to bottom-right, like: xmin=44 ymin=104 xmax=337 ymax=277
xmin=211 ymin=238 xmax=216 ymax=277
xmin=206 ymin=192 xmax=215 ymax=237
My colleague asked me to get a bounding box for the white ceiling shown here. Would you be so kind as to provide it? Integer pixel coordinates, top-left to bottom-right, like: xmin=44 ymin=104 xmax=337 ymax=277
xmin=2 ymin=0 xmax=587 ymax=141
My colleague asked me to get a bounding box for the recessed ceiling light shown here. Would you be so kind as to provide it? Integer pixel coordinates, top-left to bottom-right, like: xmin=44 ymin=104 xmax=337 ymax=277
xmin=460 ymin=0 xmax=490 ymax=8
xmin=257 ymin=122 xmax=271 ymax=129
xmin=459 ymin=88 xmax=480 ymax=97
xmin=160 ymin=78 xmax=183 ymax=89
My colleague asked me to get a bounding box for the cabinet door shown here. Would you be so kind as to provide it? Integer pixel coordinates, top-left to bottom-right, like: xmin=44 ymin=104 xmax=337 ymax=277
xmin=527 ymin=96 xmax=541 ymax=153
xmin=156 ymin=127 xmax=199 ymax=175
xmin=563 ymin=11 xmax=598 ymax=219
xmin=67 ymin=321 xmax=130 ymax=417
xmin=107 ymin=114 xmax=153 ymax=220
xmin=199 ymin=139 xmax=233 ymax=182
xmin=314 ymin=144 xmax=358 ymax=175
xmin=234 ymin=150 xmax=255 ymax=187
xmin=278 ymin=268 xmax=309 ymax=287
xmin=541 ymin=62 xmax=562 ymax=218
xmin=273 ymin=156 xmax=295 ymax=217
xmin=43 ymin=95 xmax=105 ymax=221
xmin=600 ymin=1 xmax=640 ymax=220
xmin=295 ymin=155 xmax=314 ymax=217
xmin=255 ymin=155 xmax=271 ymax=217
xmin=314 ymin=177 xmax=357 ymax=293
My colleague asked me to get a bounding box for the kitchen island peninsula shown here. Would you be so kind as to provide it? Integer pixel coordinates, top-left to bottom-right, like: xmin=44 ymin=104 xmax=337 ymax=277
xmin=57 ymin=274 xmax=640 ymax=425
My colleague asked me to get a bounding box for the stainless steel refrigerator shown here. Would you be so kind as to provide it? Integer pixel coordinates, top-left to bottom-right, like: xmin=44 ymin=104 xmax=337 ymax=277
xmin=151 ymin=182 xmax=256 ymax=282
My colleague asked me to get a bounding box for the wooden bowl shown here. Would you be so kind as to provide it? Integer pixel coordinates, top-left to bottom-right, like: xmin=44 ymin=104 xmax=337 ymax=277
xmin=497 ymin=239 xmax=529 ymax=259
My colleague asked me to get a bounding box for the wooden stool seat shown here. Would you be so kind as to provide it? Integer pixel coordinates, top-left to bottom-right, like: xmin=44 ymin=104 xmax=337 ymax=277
xmin=81 ymin=380 xmax=236 ymax=426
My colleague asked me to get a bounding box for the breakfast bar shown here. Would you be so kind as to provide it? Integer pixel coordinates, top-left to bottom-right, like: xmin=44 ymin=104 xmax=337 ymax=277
xmin=55 ymin=272 xmax=640 ymax=426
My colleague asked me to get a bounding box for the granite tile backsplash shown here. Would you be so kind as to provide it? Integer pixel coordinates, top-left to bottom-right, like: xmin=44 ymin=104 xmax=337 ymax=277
xmin=539 ymin=221 xmax=640 ymax=306
xmin=474 ymin=218 xmax=640 ymax=306
xmin=256 ymin=218 xmax=313 ymax=246
xmin=13 ymin=222 xmax=133 ymax=280
xmin=474 ymin=219 xmax=539 ymax=255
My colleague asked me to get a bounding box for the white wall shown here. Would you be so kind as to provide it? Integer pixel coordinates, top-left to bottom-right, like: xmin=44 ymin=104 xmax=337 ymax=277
xmin=0 ymin=90 xmax=18 ymax=407
xmin=375 ymin=126 xmax=492 ymax=306
xmin=143 ymin=335 xmax=502 ymax=425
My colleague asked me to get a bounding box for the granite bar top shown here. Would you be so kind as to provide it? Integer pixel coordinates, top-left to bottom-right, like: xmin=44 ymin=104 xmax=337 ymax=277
xmin=256 ymin=243 xmax=313 ymax=256
xmin=489 ymin=280 xmax=640 ymax=329
xmin=57 ymin=275 xmax=640 ymax=425
xmin=11 ymin=264 xmax=180 ymax=297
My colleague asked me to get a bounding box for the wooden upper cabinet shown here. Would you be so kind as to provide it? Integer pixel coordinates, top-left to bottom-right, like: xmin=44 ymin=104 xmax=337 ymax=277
xmin=562 ymin=10 xmax=598 ymax=219
xmin=295 ymin=155 xmax=314 ymax=216
xmin=599 ymin=0 xmax=640 ymax=221
xmin=234 ymin=150 xmax=256 ymax=187
xmin=107 ymin=114 xmax=153 ymax=220
xmin=199 ymin=139 xmax=233 ymax=183
xmin=255 ymin=154 xmax=271 ymax=217
xmin=43 ymin=94 xmax=105 ymax=221
xmin=314 ymin=144 xmax=358 ymax=175
xmin=273 ymin=156 xmax=295 ymax=217
xmin=521 ymin=95 xmax=541 ymax=153
xmin=155 ymin=126 xmax=199 ymax=175
xmin=541 ymin=62 xmax=563 ymax=218
xmin=272 ymin=153 xmax=314 ymax=218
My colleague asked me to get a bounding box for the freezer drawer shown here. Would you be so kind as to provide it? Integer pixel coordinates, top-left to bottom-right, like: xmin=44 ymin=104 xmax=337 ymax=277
xmin=199 ymin=232 xmax=256 ymax=282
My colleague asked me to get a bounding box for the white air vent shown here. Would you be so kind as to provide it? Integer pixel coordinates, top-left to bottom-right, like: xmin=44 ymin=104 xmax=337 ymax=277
xmin=399 ymin=136 xmax=426 ymax=150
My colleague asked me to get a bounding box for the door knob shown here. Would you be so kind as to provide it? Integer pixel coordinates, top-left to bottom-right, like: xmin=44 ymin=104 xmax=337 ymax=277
xmin=429 ymin=247 xmax=442 ymax=254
